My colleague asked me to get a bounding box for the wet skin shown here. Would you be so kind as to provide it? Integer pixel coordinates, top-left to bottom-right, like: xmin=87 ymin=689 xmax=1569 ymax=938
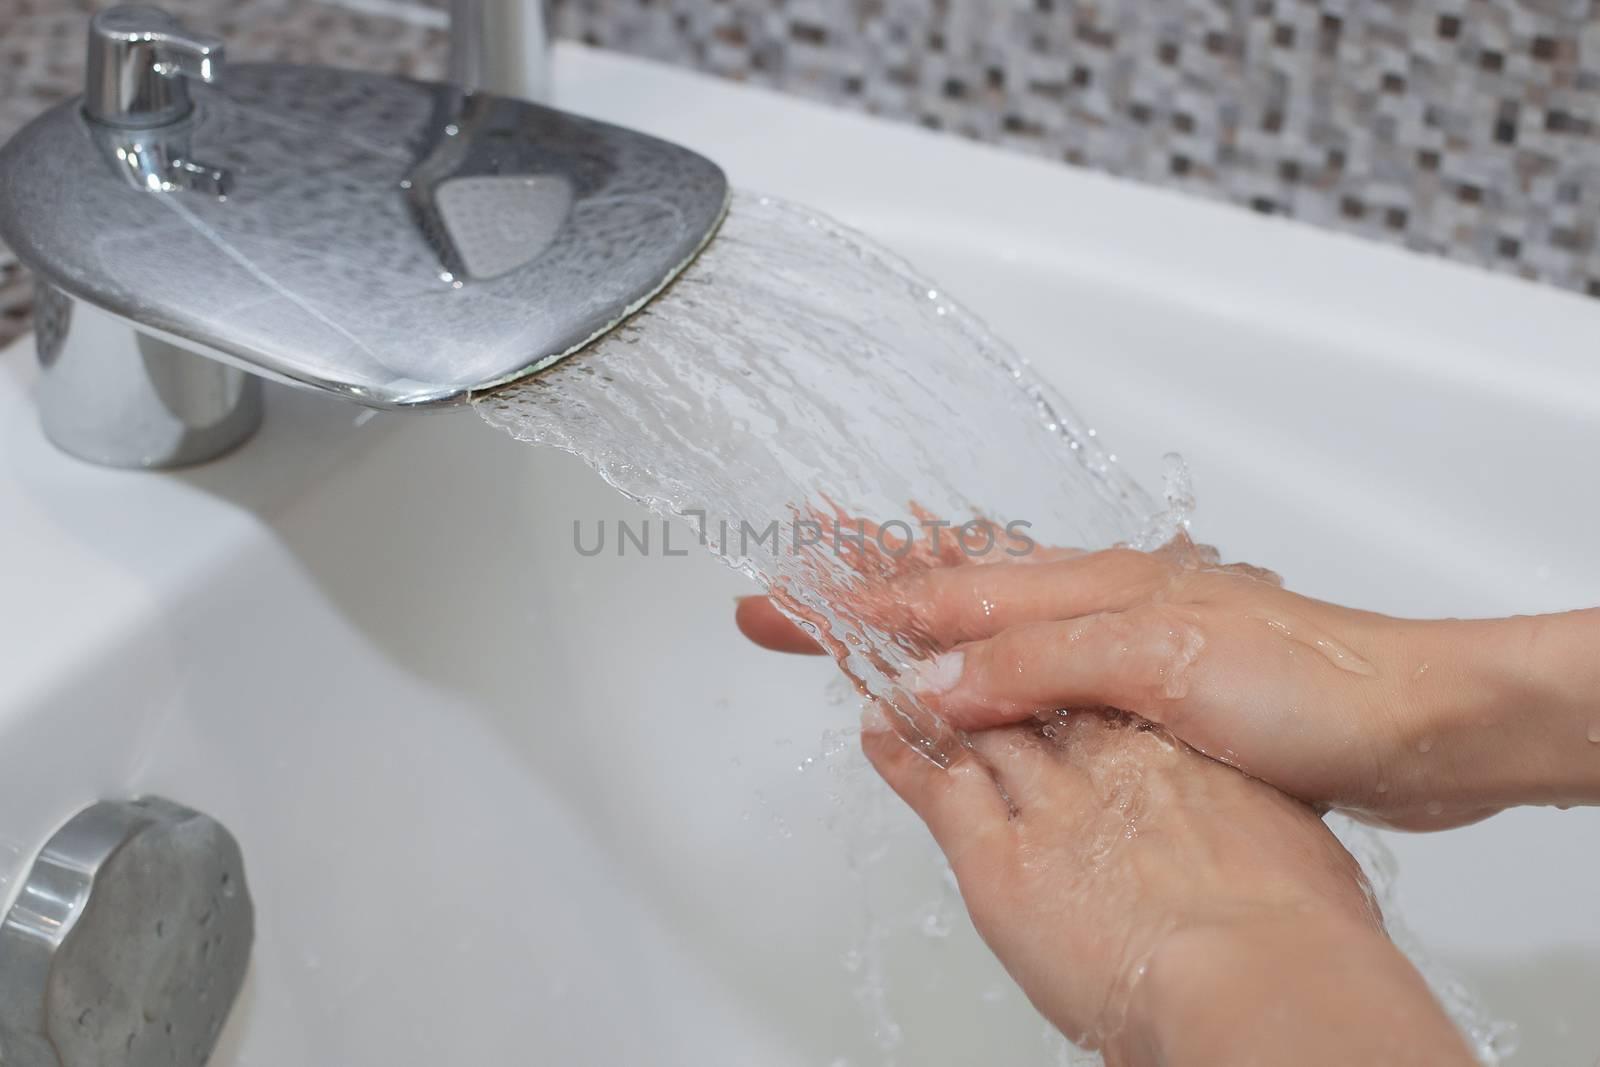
xmin=858 ymin=708 xmax=1474 ymax=1065
xmin=737 ymin=536 xmax=1600 ymax=1061
xmin=740 ymin=536 xmax=1600 ymax=829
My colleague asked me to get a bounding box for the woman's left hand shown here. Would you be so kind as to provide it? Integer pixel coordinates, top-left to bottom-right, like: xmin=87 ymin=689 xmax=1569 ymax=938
xmin=858 ymin=708 xmax=1475 ymax=1065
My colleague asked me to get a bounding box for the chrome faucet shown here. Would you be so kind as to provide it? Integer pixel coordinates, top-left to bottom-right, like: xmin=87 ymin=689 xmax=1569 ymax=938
xmin=0 ymin=4 xmax=726 ymax=468
xmin=449 ymin=0 xmax=551 ymax=103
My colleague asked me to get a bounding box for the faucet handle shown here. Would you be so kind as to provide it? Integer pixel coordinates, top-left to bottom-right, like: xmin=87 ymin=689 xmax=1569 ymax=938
xmin=85 ymin=5 xmax=225 ymax=129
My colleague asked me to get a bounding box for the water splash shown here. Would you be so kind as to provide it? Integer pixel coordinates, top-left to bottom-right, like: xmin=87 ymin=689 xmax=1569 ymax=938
xmin=1131 ymin=452 xmax=1196 ymax=550
xmin=1331 ymin=818 xmax=1519 ymax=1063
xmin=477 ymin=193 xmax=1150 ymax=766
xmin=477 ymin=192 xmax=1151 ymax=1061
xmin=475 ymin=191 xmax=1513 ymax=1064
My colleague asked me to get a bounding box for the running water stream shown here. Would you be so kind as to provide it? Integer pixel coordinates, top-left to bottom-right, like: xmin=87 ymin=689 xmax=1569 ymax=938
xmin=478 ymin=194 xmax=1154 ymax=763
xmin=475 ymin=193 xmax=1513 ymax=1063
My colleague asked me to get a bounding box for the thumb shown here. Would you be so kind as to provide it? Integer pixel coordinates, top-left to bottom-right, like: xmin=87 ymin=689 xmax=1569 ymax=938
xmin=901 ymin=606 xmax=1205 ymax=731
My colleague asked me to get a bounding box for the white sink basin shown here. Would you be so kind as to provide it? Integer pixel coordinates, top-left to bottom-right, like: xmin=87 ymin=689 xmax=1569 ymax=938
xmin=2 ymin=43 xmax=1598 ymax=1065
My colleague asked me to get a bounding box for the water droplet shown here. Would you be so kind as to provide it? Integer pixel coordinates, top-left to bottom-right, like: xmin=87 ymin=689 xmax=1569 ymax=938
xmin=1484 ymin=1020 xmax=1520 ymax=1059
xmin=1417 ymin=738 xmax=1434 ymax=754
xmin=919 ymin=906 xmax=953 ymax=939
xmin=1425 ymin=800 xmax=1444 ymax=816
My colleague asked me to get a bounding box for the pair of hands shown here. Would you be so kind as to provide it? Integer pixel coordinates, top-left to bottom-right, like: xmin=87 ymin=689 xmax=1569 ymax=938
xmin=735 ymin=536 xmax=1600 ymax=1064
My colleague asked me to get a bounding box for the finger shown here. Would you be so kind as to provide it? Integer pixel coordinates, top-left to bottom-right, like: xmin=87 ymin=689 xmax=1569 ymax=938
xmin=735 ymin=596 xmax=825 ymax=654
xmin=888 ymin=548 xmax=1176 ymax=650
xmin=861 ymin=710 xmax=1015 ymax=865
xmin=737 ymin=545 xmax=1174 ymax=656
xmin=963 ymin=723 xmax=1088 ymax=812
xmin=906 ymin=605 xmax=1204 ymax=730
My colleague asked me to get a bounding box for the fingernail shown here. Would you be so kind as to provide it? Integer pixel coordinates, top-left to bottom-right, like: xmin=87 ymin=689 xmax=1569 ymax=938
xmin=900 ymin=650 xmax=965 ymax=694
xmin=859 ymin=705 xmax=892 ymax=734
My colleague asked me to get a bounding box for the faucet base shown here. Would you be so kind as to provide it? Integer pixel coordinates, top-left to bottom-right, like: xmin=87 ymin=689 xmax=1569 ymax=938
xmin=35 ymin=285 xmax=263 ymax=469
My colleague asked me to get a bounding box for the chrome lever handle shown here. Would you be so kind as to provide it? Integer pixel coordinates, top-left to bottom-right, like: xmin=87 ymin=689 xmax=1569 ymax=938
xmin=84 ymin=5 xmax=224 ymax=128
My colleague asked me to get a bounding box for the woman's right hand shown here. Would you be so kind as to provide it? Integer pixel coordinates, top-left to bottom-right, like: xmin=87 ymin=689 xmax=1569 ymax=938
xmin=739 ymin=536 xmax=1600 ymax=829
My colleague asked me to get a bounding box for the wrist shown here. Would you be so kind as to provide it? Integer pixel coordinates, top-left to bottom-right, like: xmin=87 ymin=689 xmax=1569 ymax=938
xmin=1113 ymin=913 xmax=1471 ymax=1067
xmin=1397 ymin=612 xmax=1600 ymax=814
xmin=1118 ymin=913 xmax=1376 ymax=1055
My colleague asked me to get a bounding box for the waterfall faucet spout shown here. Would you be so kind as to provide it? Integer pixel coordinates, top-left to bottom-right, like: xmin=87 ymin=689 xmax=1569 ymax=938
xmin=0 ymin=4 xmax=727 ymax=468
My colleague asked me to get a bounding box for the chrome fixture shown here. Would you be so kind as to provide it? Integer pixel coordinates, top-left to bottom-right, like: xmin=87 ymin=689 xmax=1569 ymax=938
xmin=0 ymin=798 xmax=253 ymax=1067
xmin=449 ymin=0 xmax=551 ymax=102
xmin=0 ymin=4 xmax=728 ymax=468
xmin=85 ymin=6 xmax=223 ymax=129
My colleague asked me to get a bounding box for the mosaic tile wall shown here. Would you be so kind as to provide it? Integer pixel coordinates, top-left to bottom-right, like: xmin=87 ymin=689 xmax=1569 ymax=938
xmin=553 ymin=0 xmax=1600 ymax=291
xmin=5 ymin=0 xmax=1600 ymax=347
